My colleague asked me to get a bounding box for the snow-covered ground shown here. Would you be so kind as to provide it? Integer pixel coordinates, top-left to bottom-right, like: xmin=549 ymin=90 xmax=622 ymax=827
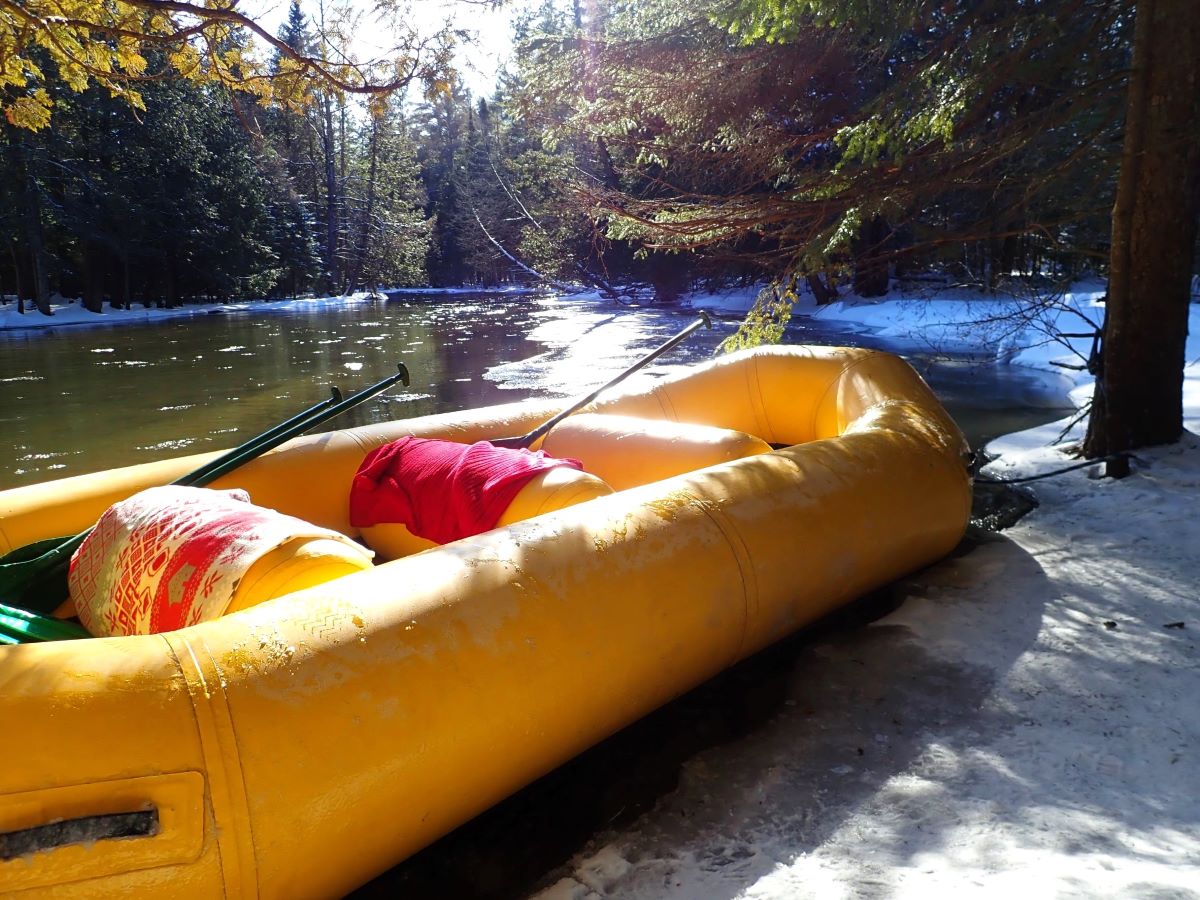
xmin=526 ymin=285 xmax=1200 ymax=898
xmin=0 ymin=291 xmax=380 ymax=330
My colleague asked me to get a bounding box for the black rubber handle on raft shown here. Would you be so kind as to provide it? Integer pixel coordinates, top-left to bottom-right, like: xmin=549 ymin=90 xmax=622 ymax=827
xmin=0 ymin=363 xmax=411 ymax=619
xmin=491 ymin=311 xmax=713 ymax=450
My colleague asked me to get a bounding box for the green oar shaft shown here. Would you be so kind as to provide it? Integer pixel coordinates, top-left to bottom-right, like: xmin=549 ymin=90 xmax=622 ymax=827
xmin=1 ymin=602 xmax=91 ymax=645
xmin=176 ymin=365 xmax=409 ymax=488
xmin=176 ymin=387 xmax=343 ymax=487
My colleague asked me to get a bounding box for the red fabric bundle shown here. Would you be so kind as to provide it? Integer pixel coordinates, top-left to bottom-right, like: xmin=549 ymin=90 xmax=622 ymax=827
xmin=349 ymin=437 xmax=583 ymax=544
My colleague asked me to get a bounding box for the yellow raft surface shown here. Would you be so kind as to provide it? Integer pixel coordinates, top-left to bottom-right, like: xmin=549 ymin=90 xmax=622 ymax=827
xmin=0 ymin=345 xmax=971 ymax=898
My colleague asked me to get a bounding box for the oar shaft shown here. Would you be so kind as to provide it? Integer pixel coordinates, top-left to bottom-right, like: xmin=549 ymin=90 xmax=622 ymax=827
xmin=175 ymin=387 xmax=343 ymax=487
xmin=183 ymin=364 xmax=409 ymax=487
xmin=496 ymin=312 xmax=711 ymax=450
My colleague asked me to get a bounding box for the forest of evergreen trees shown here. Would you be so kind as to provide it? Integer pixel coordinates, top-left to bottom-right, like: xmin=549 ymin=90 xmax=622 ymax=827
xmin=1 ymin=0 xmax=1197 ymax=455
xmin=4 ymin=0 xmax=1174 ymax=315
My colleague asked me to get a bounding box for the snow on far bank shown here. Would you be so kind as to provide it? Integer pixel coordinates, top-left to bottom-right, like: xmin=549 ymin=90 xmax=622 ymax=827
xmin=685 ymin=278 xmax=1200 ymax=416
xmin=0 ymin=292 xmax=385 ymax=332
xmin=0 ymin=285 xmax=541 ymax=332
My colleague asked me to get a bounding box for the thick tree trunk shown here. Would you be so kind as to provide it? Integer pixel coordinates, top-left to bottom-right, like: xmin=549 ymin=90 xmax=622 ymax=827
xmin=806 ymin=272 xmax=837 ymax=305
xmin=8 ymin=139 xmax=52 ymax=314
xmin=1084 ymin=0 xmax=1200 ymax=458
xmin=82 ymin=241 xmax=104 ymax=313
xmin=8 ymin=241 xmax=25 ymax=314
xmin=23 ymin=210 xmax=52 ymax=315
xmin=351 ymin=117 xmax=380 ymax=292
xmin=115 ymin=251 xmax=132 ymax=310
xmin=853 ymin=215 xmax=890 ymax=297
xmin=163 ymin=258 xmax=176 ymax=309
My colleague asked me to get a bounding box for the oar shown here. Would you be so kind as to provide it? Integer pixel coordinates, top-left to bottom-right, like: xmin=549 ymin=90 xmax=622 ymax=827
xmin=171 ymin=363 xmax=409 ymax=487
xmin=177 ymin=386 xmax=344 ymax=487
xmin=0 ymin=363 xmax=411 ymax=620
xmin=490 ymin=311 xmax=712 ymax=450
xmin=0 ymin=390 xmax=346 ymax=578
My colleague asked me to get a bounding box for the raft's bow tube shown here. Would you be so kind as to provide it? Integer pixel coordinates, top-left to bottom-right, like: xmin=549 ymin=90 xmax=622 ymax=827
xmin=0 ymin=347 xmax=971 ymax=898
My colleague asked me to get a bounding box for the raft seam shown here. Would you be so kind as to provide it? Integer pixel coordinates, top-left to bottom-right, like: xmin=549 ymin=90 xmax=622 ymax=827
xmin=811 ymin=355 xmax=869 ymax=439
xmin=746 ymin=354 xmax=774 ymax=443
xmin=163 ymin=635 xmax=232 ymax=893
xmin=164 ymin=633 xmax=259 ymax=900
xmin=652 ymin=383 xmax=679 ymax=423
xmin=200 ymin=635 xmax=261 ymax=900
xmin=687 ymin=494 xmax=758 ymax=665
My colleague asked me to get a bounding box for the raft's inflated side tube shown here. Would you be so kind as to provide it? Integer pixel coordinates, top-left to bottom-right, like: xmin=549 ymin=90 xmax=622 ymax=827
xmin=540 ymin=413 xmax=773 ymax=490
xmin=0 ymin=347 xmax=970 ymax=898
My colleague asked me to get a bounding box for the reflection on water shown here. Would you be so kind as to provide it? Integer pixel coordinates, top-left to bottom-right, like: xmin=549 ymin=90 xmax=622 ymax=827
xmin=0 ymin=293 xmax=1069 ymax=489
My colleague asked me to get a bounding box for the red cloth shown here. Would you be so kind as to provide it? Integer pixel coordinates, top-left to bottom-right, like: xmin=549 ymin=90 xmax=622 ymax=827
xmin=349 ymin=437 xmax=583 ymax=544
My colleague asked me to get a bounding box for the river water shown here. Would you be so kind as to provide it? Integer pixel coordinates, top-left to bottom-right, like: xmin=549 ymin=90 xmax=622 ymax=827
xmin=0 ymin=292 xmax=1070 ymax=490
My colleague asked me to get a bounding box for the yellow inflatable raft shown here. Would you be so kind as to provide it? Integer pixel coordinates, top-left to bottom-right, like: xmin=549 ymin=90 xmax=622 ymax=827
xmin=0 ymin=345 xmax=971 ymax=898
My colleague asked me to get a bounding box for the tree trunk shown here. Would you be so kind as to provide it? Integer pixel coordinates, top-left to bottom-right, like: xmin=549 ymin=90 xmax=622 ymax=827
xmin=8 ymin=138 xmax=52 ymax=314
xmin=806 ymin=272 xmax=837 ymax=305
xmin=321 ymin=94 xmax=340 ymax=289
xmin=9 ymin=241 xmax=25 ymax=314
xmin=164 ymin=257 xmax=176 ymax=309
xmin=82 ymin=241 xmax=104 ymax=313
xmin=352 ymin=117 xmax=380 ymax=292
xmin=115 ymin=251 xmax=132 ymax=310
xmin=853 ymin=216 xmax=890 ymax=297
xmin=1084 ymin=0 xmax=1200 ymax=458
